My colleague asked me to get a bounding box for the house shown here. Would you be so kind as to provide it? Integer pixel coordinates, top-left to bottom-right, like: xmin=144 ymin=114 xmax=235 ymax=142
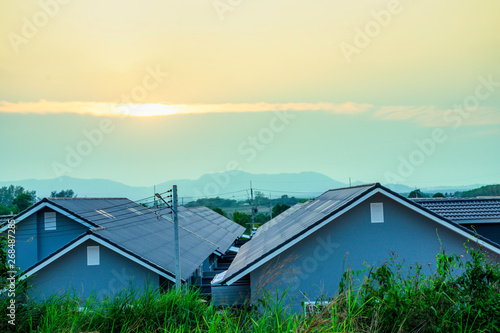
xmin=1 ymin=197 xmax=244 ymax=300
xmin=212 ymin=183 xmax=500 ymax=312
xmin=413 ymin=197 xmax=500 ymax=244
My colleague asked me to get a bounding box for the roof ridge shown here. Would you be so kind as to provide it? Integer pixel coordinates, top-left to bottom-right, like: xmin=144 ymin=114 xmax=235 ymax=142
xmin=413 ymin=197 xmax=500 ymax=201
xmin=47 ymin=197 xmax=130 ymax=200
xmin=328 ymin=183 xmax=379 ymax=192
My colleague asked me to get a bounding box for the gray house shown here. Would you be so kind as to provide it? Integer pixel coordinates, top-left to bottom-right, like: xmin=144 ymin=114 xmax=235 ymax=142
xmin=1 ymin=197 xmax=244 ymax=300
xmin=413 ymin=197 xmax=500 ymax=244
xmin=213 ymin=183 xmax=500 ymax=311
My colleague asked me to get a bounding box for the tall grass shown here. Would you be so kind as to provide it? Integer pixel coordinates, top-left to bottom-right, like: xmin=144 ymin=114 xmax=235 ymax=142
xmin=2 ymin=246 xmax=500 ymax=332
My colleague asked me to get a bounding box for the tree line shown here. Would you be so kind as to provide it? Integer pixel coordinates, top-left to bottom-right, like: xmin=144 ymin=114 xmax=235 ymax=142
xmin=0 ymin=186 xmax=76 ymax=216
xmin=408 ymin=184 xmax=500 ymax=199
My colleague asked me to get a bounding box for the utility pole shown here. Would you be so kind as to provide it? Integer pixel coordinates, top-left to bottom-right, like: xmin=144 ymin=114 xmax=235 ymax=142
xmin=250 ymin=181 xmax=255 ymax=231
xmin=269 ymin=193 xmax=273 ymax=220
xmin=153 ymin=185 xmax=156 ymax=207
xmin=172 ymin=185 xmax=180 ymax=288
xmin=155 ymin=186 xmax=181 ymax=289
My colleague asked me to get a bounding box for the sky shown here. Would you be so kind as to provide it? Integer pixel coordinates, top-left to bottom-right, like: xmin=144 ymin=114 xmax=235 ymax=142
xmin=0 ymin=0 xmax=499 ymax=189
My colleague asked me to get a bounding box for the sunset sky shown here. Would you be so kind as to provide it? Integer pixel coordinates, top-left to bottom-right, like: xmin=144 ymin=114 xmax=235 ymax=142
xmin=1 ymin=0 xmax=499 ymax=189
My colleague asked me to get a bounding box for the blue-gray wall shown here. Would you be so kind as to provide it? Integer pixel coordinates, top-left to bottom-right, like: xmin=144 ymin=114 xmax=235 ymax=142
xmin=15 ymin=207 xmax=87 ymax=271
xmin=250 ymin=193 xmax=496 ymax=312
xmin=36 ymin=208 xmax=88 ymax=262
xmin=29 ymin=239 xmax=159 ymax=301
xmin=14 ymin=214 xmax=38 ymax=271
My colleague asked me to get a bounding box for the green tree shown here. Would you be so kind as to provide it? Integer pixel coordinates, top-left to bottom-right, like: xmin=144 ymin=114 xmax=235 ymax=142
xmin=0 ymin=205 xmax=15 ymax=215
xmin=408 ymin=189 xmax=427 ymax=198
xmin=12 ymin=193 xmax=33 ymax=212
xmin=254 ymin=212 xmax=270 ymax=224
xmin=0 ymin=235 xmax=8 ymax=289
xmin=432 ymin=192 xmax=445 ymax=198
xmin=254 ymin=192 xmax=270 ymax=206
xmin=185 ymin=197 xmax=238 ymax=208
xmin=0 ymin=185 xmax=36 ymax=206
xmin=211 ymin=206 xmax=226 ymax=217
xmin=272 ymin=203 xmax=291 ymax=217
xmin=459 ymin=184 xmax=500 ymax=197
xmin=50 ymin=189 xmax=76 ymax=198
xmin=232 ymin=211 xmax=252 ymax=233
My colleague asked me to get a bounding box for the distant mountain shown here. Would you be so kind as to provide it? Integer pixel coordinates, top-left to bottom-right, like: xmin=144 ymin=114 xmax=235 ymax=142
xmin=155 ymin=171 xmax=346 ymax=200
xmin=0 ymin=173 xmax=489 ymax=203
xmin=384 ymin=183 xmax=414 ymax=193
xmin=0 ymin=172 xmax=347 ymax=203
xmin=0 ymin=176 xmax=153 ymax=201
xmin=383 ymin=184 xmax=486 ymax=196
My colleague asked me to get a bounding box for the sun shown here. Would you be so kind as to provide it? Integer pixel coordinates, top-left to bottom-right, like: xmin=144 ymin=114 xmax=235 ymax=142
xmin=115 ymin=103 xmax=180 ymax=117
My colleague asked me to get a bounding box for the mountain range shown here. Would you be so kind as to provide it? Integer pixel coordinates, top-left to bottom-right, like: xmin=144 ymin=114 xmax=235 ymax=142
xmin=0 ymin=172 xmax=486 ymax=203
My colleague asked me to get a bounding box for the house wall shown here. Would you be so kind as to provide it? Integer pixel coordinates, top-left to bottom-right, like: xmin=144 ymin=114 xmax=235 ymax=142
xmin=14 ymin=214 xmax=38 ymax=271
xmin=28 ymin=239 xmax=159 ymax=301
xmin=15 ymin=208 xmax=88 ymax=271
xmin=250 ymin=193 xmax=491 ymax=313
xmin=36 ymin=208 xmax=88 ymax=262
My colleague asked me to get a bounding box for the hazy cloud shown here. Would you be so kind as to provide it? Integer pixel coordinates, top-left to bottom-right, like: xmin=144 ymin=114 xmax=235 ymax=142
xmin=1 ymin=100 xmax=497 ymax=128
xmin=0 ymin=100 xmax=373 ymax=117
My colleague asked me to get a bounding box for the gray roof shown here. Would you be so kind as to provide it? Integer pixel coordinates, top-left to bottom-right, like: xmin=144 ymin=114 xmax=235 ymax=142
xmin=220 ymin=184 xmax=378 ymax=284
xmin=179 ymin=206 xmax=245 ymax=253
xmin=253 ymin=202 xmax=306 ymax=237
xmin=44 ymin=198 xmax=219 ymax=281
xmin=412 ymin=197 xmax=500 ymax=221
xmin=152 ymin=205 xmax=245 ymax=254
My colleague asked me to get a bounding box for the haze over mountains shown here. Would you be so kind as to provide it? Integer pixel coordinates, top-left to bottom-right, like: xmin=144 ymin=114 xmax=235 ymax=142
xmin=0 ymin=172 xmax=485 ymax=202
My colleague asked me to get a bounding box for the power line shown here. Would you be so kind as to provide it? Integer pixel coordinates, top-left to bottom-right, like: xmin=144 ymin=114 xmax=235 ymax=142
xmin=11 ymin=186 xmax=314 ymax=237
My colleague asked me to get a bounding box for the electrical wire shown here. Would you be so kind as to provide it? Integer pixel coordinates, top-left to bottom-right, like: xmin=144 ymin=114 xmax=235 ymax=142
xmin=9 ymin=187 xmax=309 ymax=238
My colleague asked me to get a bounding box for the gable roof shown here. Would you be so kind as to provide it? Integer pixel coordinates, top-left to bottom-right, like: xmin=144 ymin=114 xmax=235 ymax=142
xmin=20 ymin=233 xmax=178 ymax=282
xmin=13 ymin=197 xmax=219 ymax=281
xmin=413 ymin=197 xmax=500 ymax=222
xmin=219 ymin=183 xmax=500 ymax=285
xmin=0 ymin=198 xmax=102 ymax=233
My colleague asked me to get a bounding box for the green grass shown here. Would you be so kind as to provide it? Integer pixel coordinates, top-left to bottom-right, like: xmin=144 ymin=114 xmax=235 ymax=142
xmin=2 ymin=245 xmax=500 ymax=332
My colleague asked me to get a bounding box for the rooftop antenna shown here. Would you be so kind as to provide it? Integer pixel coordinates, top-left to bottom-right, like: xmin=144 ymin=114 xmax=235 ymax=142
xmin=349 ymin=177 xmax=351 ymax=187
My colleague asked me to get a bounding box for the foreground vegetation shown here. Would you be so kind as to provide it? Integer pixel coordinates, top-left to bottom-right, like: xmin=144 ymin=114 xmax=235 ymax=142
xmin=2 ymin=245 xmax=500 ymax=332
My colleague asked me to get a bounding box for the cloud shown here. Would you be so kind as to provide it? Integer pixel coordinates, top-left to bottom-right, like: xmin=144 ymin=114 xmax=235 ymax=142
xmin=0 ymin=100 xmax=373 ymax=117
xmin=0 ymin=100 xmax=117 ymax=116
xmin=373 ymin=105 xmax=500 ymax=127
xmin=1 ymin=100 xmax=498 ymax=128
